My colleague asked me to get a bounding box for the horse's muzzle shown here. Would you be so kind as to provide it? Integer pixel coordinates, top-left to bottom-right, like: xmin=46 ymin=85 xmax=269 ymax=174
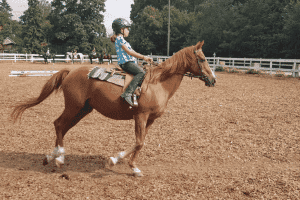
xmin=205 ymin=78 xmax=216 ymax=87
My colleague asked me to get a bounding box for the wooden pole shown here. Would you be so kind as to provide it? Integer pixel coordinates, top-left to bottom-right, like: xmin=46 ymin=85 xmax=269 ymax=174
xmin=167 ymin=0 xmax=170 ymax=56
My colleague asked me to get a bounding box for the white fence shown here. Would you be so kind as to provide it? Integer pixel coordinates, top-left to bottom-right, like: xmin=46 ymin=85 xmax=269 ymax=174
xmin=146 ymin=56 xmax=300 ymax=77
xmin=1 ymin=53 xmax=300 ymax=77
xmin=0 ymin=53 xmax=115 ymax=63
xmin=206 ymin=57 xmax=300 ymax=77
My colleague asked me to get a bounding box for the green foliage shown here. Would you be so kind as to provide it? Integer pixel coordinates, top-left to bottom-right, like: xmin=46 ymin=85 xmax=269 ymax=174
xmin=228 ymin=68 xmax=239 ymax=73
xmin=20 ymin=0 xmax=45 ymax=53
xmin=0 ymin=0 xmax=13 ymax=47
xmin=48 ymin=0 xmax=106 ymax=54
xmin=129 ymin=5 xmax=163 ymax=54
xmin=282 ymin=0 xmax=300 ymax=58
xmin=186 ymin=0 xmax=294 ymax=58
xmin=245 ymin=69 xmax=261 ymax=75
xmin=2 ymin=0 xmax=300 ymax=58
xmin=215 ymin=66 xmax=225 ymax=72
xmin=129 ymin=4 xmax=195 ymax=55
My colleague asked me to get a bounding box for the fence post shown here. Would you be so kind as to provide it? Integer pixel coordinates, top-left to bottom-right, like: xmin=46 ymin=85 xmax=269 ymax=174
xmin=254 ymin=63 xmax=260 ymax=71
xmin=31 ymin=54 xmax=34 ymax=62
xmin=14 ymin=54 xmax=16 ymax=62
xmin=294 ymin=62 xmax=299 ymax=77
xmin=270 ymin=60 xmax=273 ymax=75
xmin=213 ymin=56 xmax=216 ymax=71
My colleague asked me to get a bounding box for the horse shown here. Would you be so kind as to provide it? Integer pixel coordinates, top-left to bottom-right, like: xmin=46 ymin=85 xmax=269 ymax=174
xmin=103 ymin=52 xmax=112 ymax=64
xmin=88 ymin=52 xmax=103 ymax=64
xmin=11 ymin=41 xmax=216 ymax=177
xmin=41 ymin=51 xmax=52 ymax=64
xmin=66 ymin=52 xmax=84 ymax=64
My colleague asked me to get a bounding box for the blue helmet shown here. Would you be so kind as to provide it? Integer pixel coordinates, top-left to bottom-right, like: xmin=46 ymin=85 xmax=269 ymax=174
xmin=112 ymin=18 xmax=131 ymax=35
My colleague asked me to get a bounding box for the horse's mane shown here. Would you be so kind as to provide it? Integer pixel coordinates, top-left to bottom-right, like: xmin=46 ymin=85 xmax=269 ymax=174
xmin=149 ymin=45 xmax=195 ymax=83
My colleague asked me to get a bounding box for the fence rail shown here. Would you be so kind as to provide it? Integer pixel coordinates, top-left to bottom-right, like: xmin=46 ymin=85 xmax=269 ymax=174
xmin=0 ymin=53 xmax=116 ymax=63
xmin=1 ymin=53 xmax=300 ymax=77
xmin=206 ymin=57 xmax=300 ymax=77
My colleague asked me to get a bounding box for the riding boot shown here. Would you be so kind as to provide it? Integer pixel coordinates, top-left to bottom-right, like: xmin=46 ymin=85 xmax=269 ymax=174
xmin=121 ymin=72 xmax=145 ymax=106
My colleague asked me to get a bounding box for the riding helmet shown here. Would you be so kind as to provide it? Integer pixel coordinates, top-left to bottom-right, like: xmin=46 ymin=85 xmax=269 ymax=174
xmin=112 ymin=18 xmax=131 ymax=34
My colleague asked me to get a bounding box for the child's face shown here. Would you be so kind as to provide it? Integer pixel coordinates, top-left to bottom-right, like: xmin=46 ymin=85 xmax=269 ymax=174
xmin=121 ymin=27 xmax=130 ymax=37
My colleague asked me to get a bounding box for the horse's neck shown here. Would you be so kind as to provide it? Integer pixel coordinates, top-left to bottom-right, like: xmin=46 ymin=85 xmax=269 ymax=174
xmin=157 ymin=61 xmax=187 ymax=100
xmin=161 ymin=74 xmax=184 ymax=100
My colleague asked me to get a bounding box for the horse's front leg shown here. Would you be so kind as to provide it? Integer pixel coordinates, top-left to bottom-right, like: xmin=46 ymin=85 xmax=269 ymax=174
xmin=109 ymin=114 xmax=153 ymax=177
xmin=43 ymin=145 xmax=65 ymax=167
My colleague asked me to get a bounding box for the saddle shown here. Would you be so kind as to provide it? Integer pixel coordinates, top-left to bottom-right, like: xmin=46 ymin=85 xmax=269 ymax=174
xmin=87 ymin=65 xmax=149 ymax=105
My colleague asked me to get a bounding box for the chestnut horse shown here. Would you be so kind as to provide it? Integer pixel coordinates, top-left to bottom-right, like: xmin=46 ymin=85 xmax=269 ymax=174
xmin=11 ymin=41 xmax=216 ymax=177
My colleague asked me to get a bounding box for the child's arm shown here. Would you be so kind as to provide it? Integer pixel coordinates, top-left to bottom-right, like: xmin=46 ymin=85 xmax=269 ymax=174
xmin=122 ymin=45 xmax=152 ymax=63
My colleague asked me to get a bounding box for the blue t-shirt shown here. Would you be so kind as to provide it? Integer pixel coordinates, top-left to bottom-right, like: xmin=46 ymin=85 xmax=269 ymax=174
xmin=115 ymin=35 xmax=137 ymax=65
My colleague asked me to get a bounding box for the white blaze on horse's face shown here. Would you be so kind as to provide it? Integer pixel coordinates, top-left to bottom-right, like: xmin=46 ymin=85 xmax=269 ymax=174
xmin=193 ymin=41 xmax=216 ymax=86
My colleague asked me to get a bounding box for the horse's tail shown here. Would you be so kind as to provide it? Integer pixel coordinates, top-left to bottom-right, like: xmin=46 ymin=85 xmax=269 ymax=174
xmin=11 ymin=69 xmax=70 ymax=123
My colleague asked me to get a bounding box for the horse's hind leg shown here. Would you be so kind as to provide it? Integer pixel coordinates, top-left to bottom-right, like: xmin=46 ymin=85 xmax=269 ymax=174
xmin=43 ymin=100 xmax=93 ymax=167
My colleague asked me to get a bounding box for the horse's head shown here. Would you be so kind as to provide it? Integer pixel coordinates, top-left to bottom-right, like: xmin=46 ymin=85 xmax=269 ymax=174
xmin=189 ymin=41 xmax=216 ymax=87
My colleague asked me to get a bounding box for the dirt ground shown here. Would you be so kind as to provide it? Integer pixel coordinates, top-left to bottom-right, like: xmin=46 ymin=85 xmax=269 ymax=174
xmin=0 ymin=61 xmax=300 ymax=199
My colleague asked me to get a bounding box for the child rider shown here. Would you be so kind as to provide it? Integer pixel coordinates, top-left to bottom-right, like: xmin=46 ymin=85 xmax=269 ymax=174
xmin=111 ymin=18 xmax=153 ymax=107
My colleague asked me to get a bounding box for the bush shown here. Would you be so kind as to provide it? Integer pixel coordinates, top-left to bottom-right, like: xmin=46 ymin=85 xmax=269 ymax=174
xmin=215 ymin=66 xmax=225 ymax=72
xmin=275 ymin=70 xmax=286 ymax=77
xmin=228 ymin=68 xmax=240 ymax=73
xmin=246 ymin=69 xmax=261 ymax=74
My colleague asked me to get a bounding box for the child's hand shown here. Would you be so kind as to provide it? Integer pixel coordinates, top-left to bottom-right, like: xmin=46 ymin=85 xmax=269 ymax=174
xmin=144 ymin=56 xmax=153 ymax=63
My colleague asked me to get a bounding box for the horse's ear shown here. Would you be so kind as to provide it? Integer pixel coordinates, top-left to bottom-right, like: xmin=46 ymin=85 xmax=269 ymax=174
xmin=196 ymin=41 xmax=204 ymax=49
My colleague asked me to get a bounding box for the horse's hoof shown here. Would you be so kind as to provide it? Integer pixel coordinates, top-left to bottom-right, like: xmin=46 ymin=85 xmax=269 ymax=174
xmin=43 ymin=157 xmax=49 ymax=166
xmin=132 ymin=168 xmax=143 ymax=177
xmin=133 ymin=171 xmax=144 ymax=177
xmin=55 ymin=158 xmax=64 ymax=168
xmin=108 ymin=157 xmax=117 ymax=167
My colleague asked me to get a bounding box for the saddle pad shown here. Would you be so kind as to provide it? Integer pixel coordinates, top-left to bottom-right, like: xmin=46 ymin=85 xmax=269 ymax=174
xmin=88 ymin=66 xmax=130 ymax=87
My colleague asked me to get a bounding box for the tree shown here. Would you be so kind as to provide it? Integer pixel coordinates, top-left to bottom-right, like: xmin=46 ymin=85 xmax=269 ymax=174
xmin=0 ymin=0 xmax=24 ymax=53
xmin=129 ymin=3 xmax=196 ymax=55
xmin=20 ymin=0 xmax=45 ymax=53
xmin=0 ymin=0 xmax=12 ymax=44
xmin=282 ymin=0 xmax=300 ymax=58
xmin=48 ymin=0 xmax=106 ymax=54
xmin=129 ymin=5 xmax=163 ymax=54
xmin=186 ymin=0 xmax=290 ymax=58
xmin=161 ymin=5 xmax=196 ymax=54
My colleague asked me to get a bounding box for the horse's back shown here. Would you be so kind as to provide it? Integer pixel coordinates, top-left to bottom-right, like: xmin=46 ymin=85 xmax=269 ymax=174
xmin=62 ymin=66 xmax=134 ymax=120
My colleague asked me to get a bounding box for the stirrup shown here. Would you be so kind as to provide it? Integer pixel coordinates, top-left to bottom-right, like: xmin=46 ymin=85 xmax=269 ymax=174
xmin=123 ymin=94 xmax=138 ymax=107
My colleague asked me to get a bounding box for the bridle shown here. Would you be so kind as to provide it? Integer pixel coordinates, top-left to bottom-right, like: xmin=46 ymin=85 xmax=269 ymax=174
xmin=149 ymin=48 xmax=215 ymax=85
xmin=184 ymin=48 xmax=213 ymax=85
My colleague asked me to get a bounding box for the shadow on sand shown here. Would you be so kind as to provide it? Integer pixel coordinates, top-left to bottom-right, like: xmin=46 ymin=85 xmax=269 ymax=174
xmin=0 ymin=151 xmax=133 ymax=177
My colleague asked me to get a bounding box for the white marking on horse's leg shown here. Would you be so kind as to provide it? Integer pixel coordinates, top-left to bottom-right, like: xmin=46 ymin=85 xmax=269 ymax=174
xmin=108 ymin=151 xmax=126 ymax=167
xmin=109 ymin=157 xmax=118 ymax=167
xmin=118 ymin=151 xmax=125 ymax=159
xmin=46 ymin=146 xmax=58 ymax=163
xmin=55 ymin=145 xmax=65 ymax=168
xmin=132 ymin=167 xmax=143 ymax=177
